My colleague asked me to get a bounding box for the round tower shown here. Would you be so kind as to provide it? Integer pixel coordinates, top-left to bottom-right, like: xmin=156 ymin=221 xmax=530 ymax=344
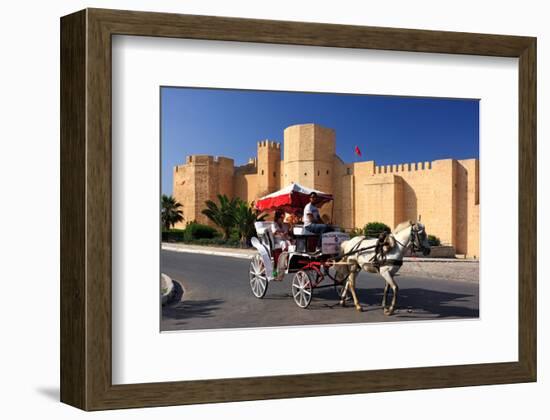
xmin=283 ymin=124 xmax=335 ymax=194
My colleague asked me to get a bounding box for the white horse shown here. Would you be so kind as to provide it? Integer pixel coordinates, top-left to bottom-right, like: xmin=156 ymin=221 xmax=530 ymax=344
xmin=335 ymin=221 xmax=431 ymax=314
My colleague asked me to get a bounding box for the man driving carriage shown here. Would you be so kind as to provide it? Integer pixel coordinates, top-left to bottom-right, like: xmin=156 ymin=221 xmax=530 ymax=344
xmin=303 ymin=191 xmax=334 ymax=252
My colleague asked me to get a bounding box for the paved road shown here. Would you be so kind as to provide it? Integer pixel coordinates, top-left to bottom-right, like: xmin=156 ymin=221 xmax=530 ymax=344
xmin=161 ymin=250 xmax=479 ymax=331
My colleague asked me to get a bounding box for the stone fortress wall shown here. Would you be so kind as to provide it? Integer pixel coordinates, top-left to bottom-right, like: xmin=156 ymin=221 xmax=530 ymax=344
xmin=173 ymin=123 xmax=479 ymax=258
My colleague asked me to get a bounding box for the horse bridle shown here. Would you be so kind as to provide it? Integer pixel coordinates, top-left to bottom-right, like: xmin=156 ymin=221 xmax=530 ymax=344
xmin=393 ymin=224 xmax=430 ymax=256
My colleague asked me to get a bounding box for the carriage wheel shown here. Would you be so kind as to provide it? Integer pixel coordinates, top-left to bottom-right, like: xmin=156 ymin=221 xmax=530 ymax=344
xmin=249 ymin=254 xmax=268 ymax=298
xmin=292 ymin=270 xmax=313 ymax=309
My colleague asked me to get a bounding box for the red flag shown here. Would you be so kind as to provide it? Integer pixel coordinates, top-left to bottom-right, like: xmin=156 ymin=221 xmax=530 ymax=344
xmin=354 ymin=145 xmax=362 ymax=157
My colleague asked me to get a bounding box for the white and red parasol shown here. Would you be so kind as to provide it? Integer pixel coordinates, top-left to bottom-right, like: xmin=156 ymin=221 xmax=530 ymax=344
xmin=254 ymin=183 xmax=333 ymax=214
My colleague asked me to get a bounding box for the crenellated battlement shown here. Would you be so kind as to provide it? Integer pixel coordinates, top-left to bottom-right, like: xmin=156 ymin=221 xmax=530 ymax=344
xmin=374 ymin=160 xmax=433 ymax=174
xmin=185 ymin=155 xmax=235 ymax=166
xmin=235 ymin=158 xmax=257 ymax=175
xmin=257 ymin=140 xmax=281 ymax=150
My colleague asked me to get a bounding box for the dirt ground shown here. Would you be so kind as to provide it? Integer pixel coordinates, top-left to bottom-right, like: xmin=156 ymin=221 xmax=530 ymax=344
xmin=399 ymin=261 xmax=479 ymax=282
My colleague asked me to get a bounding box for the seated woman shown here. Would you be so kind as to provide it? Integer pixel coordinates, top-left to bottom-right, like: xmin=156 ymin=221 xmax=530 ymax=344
xmin=283 ymin=212 xmax=299 ymax=237
xmin=271 ymin=210 xmax=292 ymax=250
xmin=271 ymin=210 xmax=293 ymax=280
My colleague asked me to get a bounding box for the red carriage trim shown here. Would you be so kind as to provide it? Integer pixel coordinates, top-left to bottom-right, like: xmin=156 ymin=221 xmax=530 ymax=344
xmin=255 ymin=183 xmax=333 ymax=213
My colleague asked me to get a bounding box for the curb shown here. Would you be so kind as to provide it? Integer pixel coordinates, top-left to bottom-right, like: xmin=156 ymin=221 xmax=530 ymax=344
xmin=161 ymin=244 xmax=478 ymax=263
xmin=162 ymin=244 xmax=254 ymax=259
xmin=404 ymin=257 xmax=478 ymax=263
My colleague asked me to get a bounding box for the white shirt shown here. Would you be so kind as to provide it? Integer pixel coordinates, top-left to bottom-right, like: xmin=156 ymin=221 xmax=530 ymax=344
xmin=270 ymin=221 xmax=289 ymax=237
xmin=271 ymin=222 xmax=290 ymax=249
xmin=303 ymin=203 xmax=320 ymax=226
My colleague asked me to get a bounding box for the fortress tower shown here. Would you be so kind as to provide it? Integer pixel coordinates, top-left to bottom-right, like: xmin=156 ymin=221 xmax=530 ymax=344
xmin=256 ymin=140 xmax=281 ymax=196
xmin=283 ymin=124 xmax=335 ymax=194
xmin=173 ymin=155 xmax=234 ymax=227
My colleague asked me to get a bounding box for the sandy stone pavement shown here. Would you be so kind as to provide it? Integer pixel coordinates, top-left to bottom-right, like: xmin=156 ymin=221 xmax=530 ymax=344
xmin=399 ymin=260 xmax=479 ymax=282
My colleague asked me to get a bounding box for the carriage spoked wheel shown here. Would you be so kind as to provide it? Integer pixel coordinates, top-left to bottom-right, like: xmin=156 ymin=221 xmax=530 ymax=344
xmin=291 ymin=270 xmax=313 ymax=309
xmin=249 ymin=254 xmax=268 ymax=298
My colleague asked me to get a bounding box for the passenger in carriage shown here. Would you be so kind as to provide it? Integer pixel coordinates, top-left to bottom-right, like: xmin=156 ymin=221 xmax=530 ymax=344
xmin=271 ymin=210 xmax=293 ymax=281
xmin=283 ymin=213 xmax=299 ymax=236
xmin=271 ymin=210 xmax=292 ymax=251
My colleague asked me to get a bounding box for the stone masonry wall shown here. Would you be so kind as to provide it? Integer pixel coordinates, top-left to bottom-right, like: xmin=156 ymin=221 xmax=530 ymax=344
xmin=172 ymin=123 xmax=480 ymax=257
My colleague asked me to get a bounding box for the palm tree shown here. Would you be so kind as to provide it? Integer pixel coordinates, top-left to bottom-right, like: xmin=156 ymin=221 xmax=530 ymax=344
xmin=233 ymin=199 xmax=266 ymax=247
xmin=161 ymin=194 xmax=184 ymax=231
xmin=201 ymin=194 xmax=238 ymax=240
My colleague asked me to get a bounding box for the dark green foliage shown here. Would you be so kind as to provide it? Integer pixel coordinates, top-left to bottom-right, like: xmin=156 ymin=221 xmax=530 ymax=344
xmin=233 ymin=200 xmax=267 ymax=247
xmin=229 ymin=228 xmax=241 ymax=242
xmin=183 ymin=222 xmax=218 ymax=240
xmin=348 ymin=227 xmax=363 ymax=238
xmin=161 ymin=229 xmax=185 ymax=242
xmin=201 ymin=194 xmax=266 ymax=246
xmin=427 ymin=234 xmax=441 ymax=246
xmin=363 ymin=222 xmax=391 ymax=238
xmin=189 ymin=237 xmax=241 ymax=248
xmin=161 ymin=194 xmax=184 ymax=230
xmin=201 ymin=194 xmax=239 ymax=240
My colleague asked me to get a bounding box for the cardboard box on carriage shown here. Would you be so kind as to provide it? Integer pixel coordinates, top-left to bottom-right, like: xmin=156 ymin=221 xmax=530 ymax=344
xmin=321 ymin=231 xmax=350 ymax=255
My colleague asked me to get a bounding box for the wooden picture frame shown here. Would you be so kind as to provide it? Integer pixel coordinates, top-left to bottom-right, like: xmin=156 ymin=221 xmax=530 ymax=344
xmin=60 ymin=8 xmax=536 ymax=411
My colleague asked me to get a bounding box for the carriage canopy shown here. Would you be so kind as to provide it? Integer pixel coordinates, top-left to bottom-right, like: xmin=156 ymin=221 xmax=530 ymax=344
xmin=254 ymin=182 xmax=333 ymax=214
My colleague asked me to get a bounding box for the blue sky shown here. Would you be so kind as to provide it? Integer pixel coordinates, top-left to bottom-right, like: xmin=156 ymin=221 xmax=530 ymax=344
xmin=161 ymin=87 xmax=479 ymax=195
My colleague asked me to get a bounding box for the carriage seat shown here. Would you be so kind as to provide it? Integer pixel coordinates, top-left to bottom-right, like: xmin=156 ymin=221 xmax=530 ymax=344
xmin=292 ymin=225 xmax=318 ymax=236
xmin=254 ymin=221 xmax=276 ymax=251
xmin=254 ymin=221 xmax=275 ymax=235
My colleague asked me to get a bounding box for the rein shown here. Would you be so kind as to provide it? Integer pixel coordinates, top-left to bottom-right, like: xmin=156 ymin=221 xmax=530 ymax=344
xmin=338 ymin=225 xmax=425 ymax=271
xmin=339 ymin=237 xmax=377 ymax=259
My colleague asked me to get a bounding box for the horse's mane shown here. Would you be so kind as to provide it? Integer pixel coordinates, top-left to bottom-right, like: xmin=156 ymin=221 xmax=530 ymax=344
xmin=393 ymin=220 xmax=413 ymax=233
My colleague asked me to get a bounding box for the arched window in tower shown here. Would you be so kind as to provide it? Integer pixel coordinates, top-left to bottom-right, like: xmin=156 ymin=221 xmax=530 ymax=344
xmin=273 ymin=171 xmax=276 ymax=178
xmin=317 ymin=170 xmax=320 ymax=176
xmin=304 ymin=172 xmax=307 ymax=176
xmin=326 ymin=169 xmax=330 ymax=175
xmin=261 ymin=169 xmax=264 ymax=175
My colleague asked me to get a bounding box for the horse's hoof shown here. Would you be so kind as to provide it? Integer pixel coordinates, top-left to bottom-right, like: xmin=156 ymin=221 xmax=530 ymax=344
xmin=339 ymin=300 xmax=345 ymax=307
xmin=384 ymin=307 xmax=395 ymax=316
xmin=355 ymin=305 xmax=363 ymax=312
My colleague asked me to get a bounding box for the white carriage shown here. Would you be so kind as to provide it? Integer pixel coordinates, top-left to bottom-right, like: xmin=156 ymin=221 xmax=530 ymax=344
xmin=249 ymin=183 xmax=350 ymax=308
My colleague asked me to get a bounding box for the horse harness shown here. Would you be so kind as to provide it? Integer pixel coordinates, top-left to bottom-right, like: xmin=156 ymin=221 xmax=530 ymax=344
xmin=341 ymin=232 xmax=404 ymax=272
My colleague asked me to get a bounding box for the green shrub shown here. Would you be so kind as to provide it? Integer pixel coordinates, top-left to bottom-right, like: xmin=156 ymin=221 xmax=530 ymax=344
xmin=348 ymin=227 xmax=363 ymax=238
xmin=363 ymin=222 xmax=391 ymax=238
xmin=183 ymin=222 xmax=218 ymax=240
xmin=162 ymin=230 xmax=185 ymax=242
xmin=229 ymin=227 xmax=241 ymax=242
xmin=427 ymin=234 xmax=441 ymax=246
xmin=190 ymin=237 xmax=241 ymax=248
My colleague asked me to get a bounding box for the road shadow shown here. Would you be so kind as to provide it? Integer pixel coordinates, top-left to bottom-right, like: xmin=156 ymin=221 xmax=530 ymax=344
xmin=162 ymin=298 xmax=225 ymax=325
xmin=314 ymin=286 xmax=478 ymax=319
